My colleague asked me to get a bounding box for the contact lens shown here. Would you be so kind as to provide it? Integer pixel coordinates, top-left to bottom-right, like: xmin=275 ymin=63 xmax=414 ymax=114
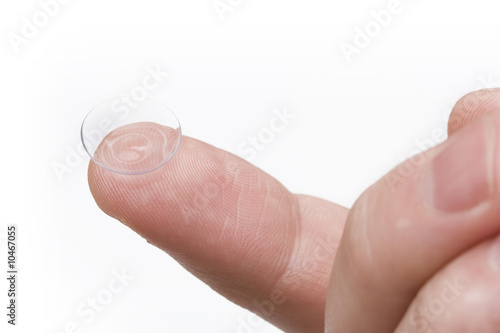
xmin=81 ymin=97 xmax=182 ymax=175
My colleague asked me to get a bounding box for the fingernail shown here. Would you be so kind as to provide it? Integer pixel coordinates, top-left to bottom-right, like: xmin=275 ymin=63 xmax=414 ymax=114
xmin=490 ymin=234 xmax=500 ymax=273
xmin=424 ymin=116 xmax=494 ymax=212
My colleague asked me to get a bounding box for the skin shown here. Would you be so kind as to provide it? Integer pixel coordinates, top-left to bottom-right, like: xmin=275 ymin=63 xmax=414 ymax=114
xmin=88 ymin=88 xmax=500 ymax=333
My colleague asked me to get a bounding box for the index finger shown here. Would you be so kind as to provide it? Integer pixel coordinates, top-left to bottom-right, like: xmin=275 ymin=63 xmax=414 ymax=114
xmin=88 ymin=123 xmax=348 ymax=332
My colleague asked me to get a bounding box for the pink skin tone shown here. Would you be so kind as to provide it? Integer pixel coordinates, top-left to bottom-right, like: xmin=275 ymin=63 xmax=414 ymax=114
xmin=88 ymin=89 xmax=500 ymax=333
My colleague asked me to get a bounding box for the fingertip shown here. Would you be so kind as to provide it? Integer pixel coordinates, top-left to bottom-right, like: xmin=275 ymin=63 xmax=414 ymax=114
xmin=448 ymin=88 xmax=500 ymax=136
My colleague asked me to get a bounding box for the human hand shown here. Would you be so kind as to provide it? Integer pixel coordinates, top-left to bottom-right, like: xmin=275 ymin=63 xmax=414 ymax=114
xmin=88 ymin=89 xmax=500 ymax=333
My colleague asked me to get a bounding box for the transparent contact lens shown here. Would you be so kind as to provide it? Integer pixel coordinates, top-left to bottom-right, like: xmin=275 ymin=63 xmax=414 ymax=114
xmin=81 ymin=97 xmax=182 ymax=175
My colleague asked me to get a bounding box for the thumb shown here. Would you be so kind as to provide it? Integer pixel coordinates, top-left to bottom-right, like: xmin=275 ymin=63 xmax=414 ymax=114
xmin=448 ymin=88 xmax=500 ymax=135
xmin=326 ymin=95 xmax=500 ymax=333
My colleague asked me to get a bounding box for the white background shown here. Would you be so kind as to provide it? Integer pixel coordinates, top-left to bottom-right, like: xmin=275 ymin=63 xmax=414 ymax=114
xmin=1 ymin=0 xmax=499 ymax=332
